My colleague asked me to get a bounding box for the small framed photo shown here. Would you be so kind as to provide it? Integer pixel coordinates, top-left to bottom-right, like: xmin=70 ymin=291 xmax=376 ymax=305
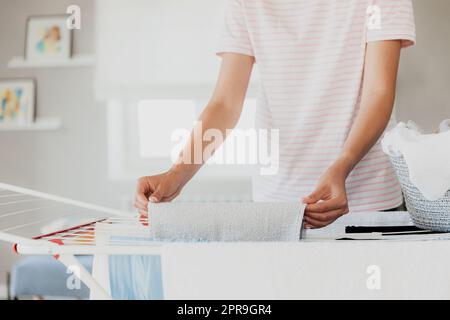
xmin=25 ymin=15 xmax=72 ymax=61
xmin=0 ymin=79 xmax=36 ymax=125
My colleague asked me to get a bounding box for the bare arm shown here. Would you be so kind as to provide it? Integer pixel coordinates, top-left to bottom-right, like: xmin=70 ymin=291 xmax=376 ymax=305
xmin=135 ymin=53 xmax=254 ymax=212
xmin=304 ymin=40 xmax=402 ymax=228
xmin=337 ymin=40 xmax=401 ymax=175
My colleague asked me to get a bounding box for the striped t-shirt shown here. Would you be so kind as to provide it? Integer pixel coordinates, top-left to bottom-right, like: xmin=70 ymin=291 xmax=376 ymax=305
xmin=217 ymin=0 xmax=416 ymax=211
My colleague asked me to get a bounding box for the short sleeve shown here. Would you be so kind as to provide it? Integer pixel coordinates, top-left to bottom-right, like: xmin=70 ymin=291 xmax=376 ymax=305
xmin=366 ymin=0 xmax=416 ymax=48
xmin=216 ymin=0 xmax=254 ymax=57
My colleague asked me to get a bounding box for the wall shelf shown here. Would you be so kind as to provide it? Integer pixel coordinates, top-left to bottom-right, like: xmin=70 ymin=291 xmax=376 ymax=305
xmin=0 ymin=118 xmax=62 ymax=131
xmin=7 ymin=54 xmax=95 ymax=69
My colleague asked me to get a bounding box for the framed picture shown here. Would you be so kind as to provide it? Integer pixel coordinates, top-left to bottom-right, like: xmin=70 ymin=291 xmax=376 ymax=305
xmin=25 ymin=15 xmax=72 ymax=61
xmin=0 ymin=79 xmax=36 ymax=125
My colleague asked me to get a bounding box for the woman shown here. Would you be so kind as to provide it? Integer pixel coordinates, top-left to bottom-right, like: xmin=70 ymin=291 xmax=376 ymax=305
xmin=135 ymin=0 xmax=416 ymax=229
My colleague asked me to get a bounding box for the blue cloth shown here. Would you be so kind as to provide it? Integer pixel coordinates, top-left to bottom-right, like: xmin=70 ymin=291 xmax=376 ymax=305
xmin=108 ymin=236 xmax=163 ymax=300
xmin=108 ymin=255 xmax=163 ymax=300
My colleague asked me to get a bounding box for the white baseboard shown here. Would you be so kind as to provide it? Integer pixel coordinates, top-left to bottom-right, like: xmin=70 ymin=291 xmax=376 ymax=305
xmin=0 ymin=283 xmax=8 ymax=300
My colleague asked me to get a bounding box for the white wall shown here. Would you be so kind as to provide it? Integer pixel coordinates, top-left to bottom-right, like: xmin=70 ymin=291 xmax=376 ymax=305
xmin=0 ymin=0 xmax=449 ymax=291
xmin=396 ymin=0 xmax=450 ymax=131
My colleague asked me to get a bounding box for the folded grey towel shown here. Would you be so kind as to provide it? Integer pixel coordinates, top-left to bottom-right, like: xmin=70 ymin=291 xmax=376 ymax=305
xmin=148 ymin=202 xmax=305 ymax=242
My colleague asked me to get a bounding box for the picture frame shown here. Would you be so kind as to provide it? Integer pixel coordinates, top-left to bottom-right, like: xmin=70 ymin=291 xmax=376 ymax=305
xmin=0 ymin=79 xmax=36 ymax=126
xmin=25 ymin=15 xmax=73 ymax=61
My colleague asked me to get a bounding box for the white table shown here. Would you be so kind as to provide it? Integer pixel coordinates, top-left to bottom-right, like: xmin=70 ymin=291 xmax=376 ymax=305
xmin=161 ymin=211 xmax=450 ymax=300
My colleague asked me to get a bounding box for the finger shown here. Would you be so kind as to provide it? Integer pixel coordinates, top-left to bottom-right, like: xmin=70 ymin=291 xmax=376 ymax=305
xmin=134 ymin=200 xmax=148 ymax=212
xmin=135 ymin=179 xmax=151 ymax=206
xmin=306 ymin=197 xmax=347 ymax=213
xmin=304 ymin=208 xmax=345 ymax=223
xmin=149 ymin=185 xmax=164 ymax=203
xmin=134 ymin=195 xmax=148 ymax=208
xmin=135 ymin=189 xmax=148 ymax=202
xmin=139 ymin=213 xmax=149 ymax=226
xmin=303 ymin=222 xmax=314 ymax=229
xmin=302 ymin=188 xmax=325 ymax=204
xmin=139 ymin=211 xmax=148 ymax=217
xmin=304 ymin=215 xmax=335 ymax=229
xmin=134 ymin=196 xmax=148 ymax=210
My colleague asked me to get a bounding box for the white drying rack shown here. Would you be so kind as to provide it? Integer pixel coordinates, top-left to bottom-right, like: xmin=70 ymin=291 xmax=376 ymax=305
xmin=5 ymin=182 xmax=450 ymax=300
xmin=0 ymin=182 xmax=163 ymax=299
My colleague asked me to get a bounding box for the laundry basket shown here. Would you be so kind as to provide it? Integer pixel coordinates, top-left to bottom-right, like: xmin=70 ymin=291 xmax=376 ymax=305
xmin=389 ymin=155 xmax=450 ymax=232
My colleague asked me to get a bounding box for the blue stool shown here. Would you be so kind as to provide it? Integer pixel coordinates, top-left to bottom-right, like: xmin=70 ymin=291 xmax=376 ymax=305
xmin=9 ymin=255 xmax=93 ymax=299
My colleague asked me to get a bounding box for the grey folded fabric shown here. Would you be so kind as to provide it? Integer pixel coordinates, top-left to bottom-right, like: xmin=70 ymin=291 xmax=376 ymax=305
xmin=148 ymin=202 xmax=305 ymax=242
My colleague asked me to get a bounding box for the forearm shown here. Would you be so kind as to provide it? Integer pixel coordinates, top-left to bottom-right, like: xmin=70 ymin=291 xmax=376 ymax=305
xmin=332 ymin=40 xmax=401 ymax=179
xmin=170 ymin=101 xmax=242 ymax=183
xmin=335 ymin=91 xmax=395 ymax=178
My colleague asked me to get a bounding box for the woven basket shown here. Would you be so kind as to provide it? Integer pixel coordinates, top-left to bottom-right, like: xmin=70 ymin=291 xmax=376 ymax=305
xmin=389 ymin=155 xmax=450 ymax=232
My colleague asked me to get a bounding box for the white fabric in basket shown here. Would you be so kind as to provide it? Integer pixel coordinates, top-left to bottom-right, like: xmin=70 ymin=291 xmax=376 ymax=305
xmin=382 ymin=121 xmax=450 ymax=201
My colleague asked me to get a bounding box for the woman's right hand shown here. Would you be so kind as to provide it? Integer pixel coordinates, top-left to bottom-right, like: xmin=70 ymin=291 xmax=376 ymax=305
xmin=134 ymin=170 xmax=186 ymax=216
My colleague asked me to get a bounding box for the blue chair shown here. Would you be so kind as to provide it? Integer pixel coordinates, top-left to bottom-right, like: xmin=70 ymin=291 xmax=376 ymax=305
xmin=9 ymin=255 xmax=93 ymax=299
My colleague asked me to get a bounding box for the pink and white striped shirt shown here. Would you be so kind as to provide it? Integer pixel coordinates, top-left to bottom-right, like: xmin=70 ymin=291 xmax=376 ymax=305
xmin=217 ymin=0 xmax=416 ymax=211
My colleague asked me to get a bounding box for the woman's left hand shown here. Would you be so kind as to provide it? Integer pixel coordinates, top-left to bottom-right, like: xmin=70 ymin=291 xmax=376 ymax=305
xmin=302 ymin=162 xmax=350 ymax=229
